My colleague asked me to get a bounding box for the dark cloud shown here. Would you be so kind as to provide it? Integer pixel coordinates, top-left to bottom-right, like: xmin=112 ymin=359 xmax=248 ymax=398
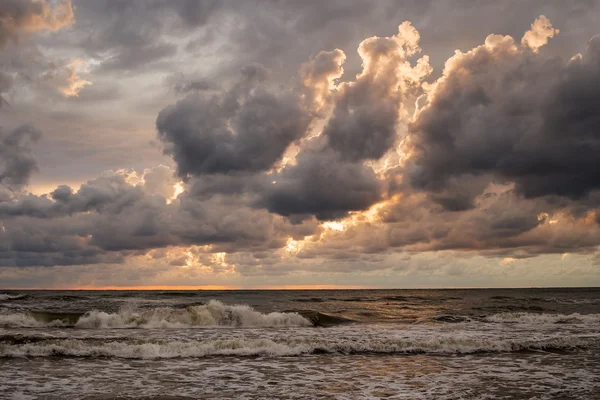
xmin=406 ymin=31 xmax=600 ymax=210
xmin=0 ymin=174 xmax=145 ymax=218
xmin=157 ymin=64 xmax=311 ymax=178
xmin=290 ymin=185 xmax=600 ymax=261
xmin=4 ymin=4 xmax=600 ymax=278
xmin=0 ymin=169 xmax=320 ymax=266
xmin=258 ymin=145 xmax=383 ymax=221
xmin=322 ymin=22 xmax=430 ymax=161
xmin=187 ymin=173 xmax=265 ymax=200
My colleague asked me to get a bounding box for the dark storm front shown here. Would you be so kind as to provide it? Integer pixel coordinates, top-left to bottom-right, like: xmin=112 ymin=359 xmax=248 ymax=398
xmin=1 ymin=289 xmax=600 ymax=399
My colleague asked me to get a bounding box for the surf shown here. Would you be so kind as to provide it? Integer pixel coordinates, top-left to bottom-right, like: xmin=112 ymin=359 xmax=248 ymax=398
xmin=0 ymin=300 xmax=312 ymax=328
xmin=1 ymin=335 xmax=597 ymax=359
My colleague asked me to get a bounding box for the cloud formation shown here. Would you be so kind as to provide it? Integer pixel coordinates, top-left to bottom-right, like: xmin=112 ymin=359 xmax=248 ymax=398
xmin=521 ymin=15 xmax=560 ymax=52
xmin=157 ymin=64 xmax=311 ymax=178
xmin=252 ymin=23 xmax=431 ymax=220
xmin=1 ymin=7 xmax=600 ymax=290
xmin=0 ymin=0 xmax=92 ymax=105
xmin=406 ymin=26 xmax=600 ymax=211
xmin=323 ymin=22 xmax=431 ymax=162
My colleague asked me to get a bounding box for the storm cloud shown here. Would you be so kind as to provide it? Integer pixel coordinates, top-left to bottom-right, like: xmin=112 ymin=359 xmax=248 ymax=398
xmin=157 ymin=64 xmax=311 ymax=178
xmin=406 ymin=21 xmax=600 ymax=210
xmin=259 ymin=145 xmax=384 ymax=221
xmin=1 ymin=3 xmax=600 ymax=289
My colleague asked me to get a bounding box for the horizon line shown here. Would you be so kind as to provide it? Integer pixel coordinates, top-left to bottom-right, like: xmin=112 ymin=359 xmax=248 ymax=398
xmin=2 ymin=285 xmax=599 ymax=291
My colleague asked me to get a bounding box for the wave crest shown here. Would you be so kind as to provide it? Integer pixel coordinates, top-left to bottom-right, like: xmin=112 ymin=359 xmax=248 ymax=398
xmin=1 ymin=336 xmax=596 ymax=359
xmin=0 ymin=294 xmax=28 ymax=301
xmin=0 ymin=300 xmax=312 ymax=329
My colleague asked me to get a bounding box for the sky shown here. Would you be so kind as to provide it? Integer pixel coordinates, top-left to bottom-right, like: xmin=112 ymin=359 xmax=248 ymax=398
xmin=1 ymin=0 xmax=600 ymax=289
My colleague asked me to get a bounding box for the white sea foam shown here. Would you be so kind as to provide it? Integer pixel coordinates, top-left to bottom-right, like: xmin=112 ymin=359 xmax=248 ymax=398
xmin=0 ymin=335 xmax=596 ymax=359
xmin=485 ymin=312 xmax=600 ymax=324
xmin=0 ymin=294 xmax=27 ymax=301
xmin=0 ymin=300 xmax=311 ymax=329
xmin=0 ymin=313 xmax=66 ymax=328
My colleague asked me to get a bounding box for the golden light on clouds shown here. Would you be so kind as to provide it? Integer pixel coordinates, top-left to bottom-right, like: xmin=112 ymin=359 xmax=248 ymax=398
xmin=2 ymin=0 xmax=74 ymax=35
xmin=58 ymin=58 xmax=92 ymax=97
xmin=182 ymin=251 xmax=194 ymax=269
xmin=322 ymin=221 xmax=346 ymax=232
xmin=285 ymin=237 xmax=304 ymax=255
xmin=59 ymin=285 xmax=237 ymax=291
xmin=521 ymin=15 xmax=559 ymax=52
xmin=4 ymin=6 xmax=600 ymax=293
xmin=170 ymin=182 xmax=185 ymax=203
xmin=501 ymin=257 xmax=517 ymax=265
xmin=300 ymin=48 xmax=346 ymax=113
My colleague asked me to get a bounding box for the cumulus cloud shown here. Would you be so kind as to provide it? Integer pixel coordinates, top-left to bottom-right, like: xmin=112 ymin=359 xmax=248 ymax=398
xmin=258 ymin=145 xmax=383 ymax=221
xmin=141 ymin=165 xmax=179 ymax=199
xmin=405 ymin=21 xmax=600 ymax=213
xmin=0 ymin=167 xmax=320 ymax=266
xmin=322 ymin=22 xmax=431 ymax=162
xmin=245 ymin=23 xmax=431 ymax=220
xmin=521 ymin=15 xmax=559 ymax=52
xmin=2 ymin=11 xmax=600 ymax=282
xmin=300 ymin=48 xmax=346 ymax=113
xmin=157 ymin=64 xmax=311 ymax=178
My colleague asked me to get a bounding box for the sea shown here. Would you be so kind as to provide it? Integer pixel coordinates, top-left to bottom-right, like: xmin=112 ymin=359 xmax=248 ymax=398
xmin=0 ymin=288 xmax=599 ymax=399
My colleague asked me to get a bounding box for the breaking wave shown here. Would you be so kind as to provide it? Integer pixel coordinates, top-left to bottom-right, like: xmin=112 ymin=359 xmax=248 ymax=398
xmin=0 ymin=294 xmax=28 ymax=301
xmin=0 ymin=335 xmax=596 ymax=359
xmin=0 ymin=300 xmax=311 ymax=329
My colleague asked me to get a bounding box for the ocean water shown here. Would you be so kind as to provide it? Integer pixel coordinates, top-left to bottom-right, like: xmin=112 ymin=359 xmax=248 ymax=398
xmin=1 ymin=288 xmax=599 ymax=399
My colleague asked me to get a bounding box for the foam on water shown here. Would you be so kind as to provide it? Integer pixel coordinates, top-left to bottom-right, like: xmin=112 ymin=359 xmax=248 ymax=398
xmin=0 ymin=313 xmax=67 ymax=328
xmin=1 ymin=334 xmax=596 ymax=359
xmin=0 ymin=300 xmax=311 ymax=328
xmin=0 ymin=294 xmax=28 ymax=301
xmin=485 ymin=312 xmax=600 ymax=324
xmin=2 ymin=290 xmax=600 ymax=399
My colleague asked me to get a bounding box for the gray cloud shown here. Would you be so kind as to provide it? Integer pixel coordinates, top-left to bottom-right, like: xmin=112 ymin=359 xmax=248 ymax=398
xmin=406 ymin=31 xmax=600 ymax=210
xmin=0 ymin=168 xmax=320 ymax=266
xmin=157 ymin=64 xmax=311 ymax=178
xmin=0 ymin=0 xmax=74 ymax=47
xmin=3 ymin=4 xmax=600 ymax=282
xmin=0 ymin=124 xmax=41 ymax=190
xmin=73 ymin=0 xmax=221 ymax=73
xmin=172 ymin=79 xmax=215 ymax=95
xmin=322 ymin=22 xmax=430 ymax=161
xmin=289 ymin=185 xmax=600 ymax=262
xmin=258 ymin=144 xmax=383 ymax=221
xmin=0 ymin=71 xmax=13 ymax=106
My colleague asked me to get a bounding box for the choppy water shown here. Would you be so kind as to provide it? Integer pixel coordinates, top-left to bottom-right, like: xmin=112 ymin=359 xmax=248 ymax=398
xmin=1 ymin=288 xmax=599 ymax=399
